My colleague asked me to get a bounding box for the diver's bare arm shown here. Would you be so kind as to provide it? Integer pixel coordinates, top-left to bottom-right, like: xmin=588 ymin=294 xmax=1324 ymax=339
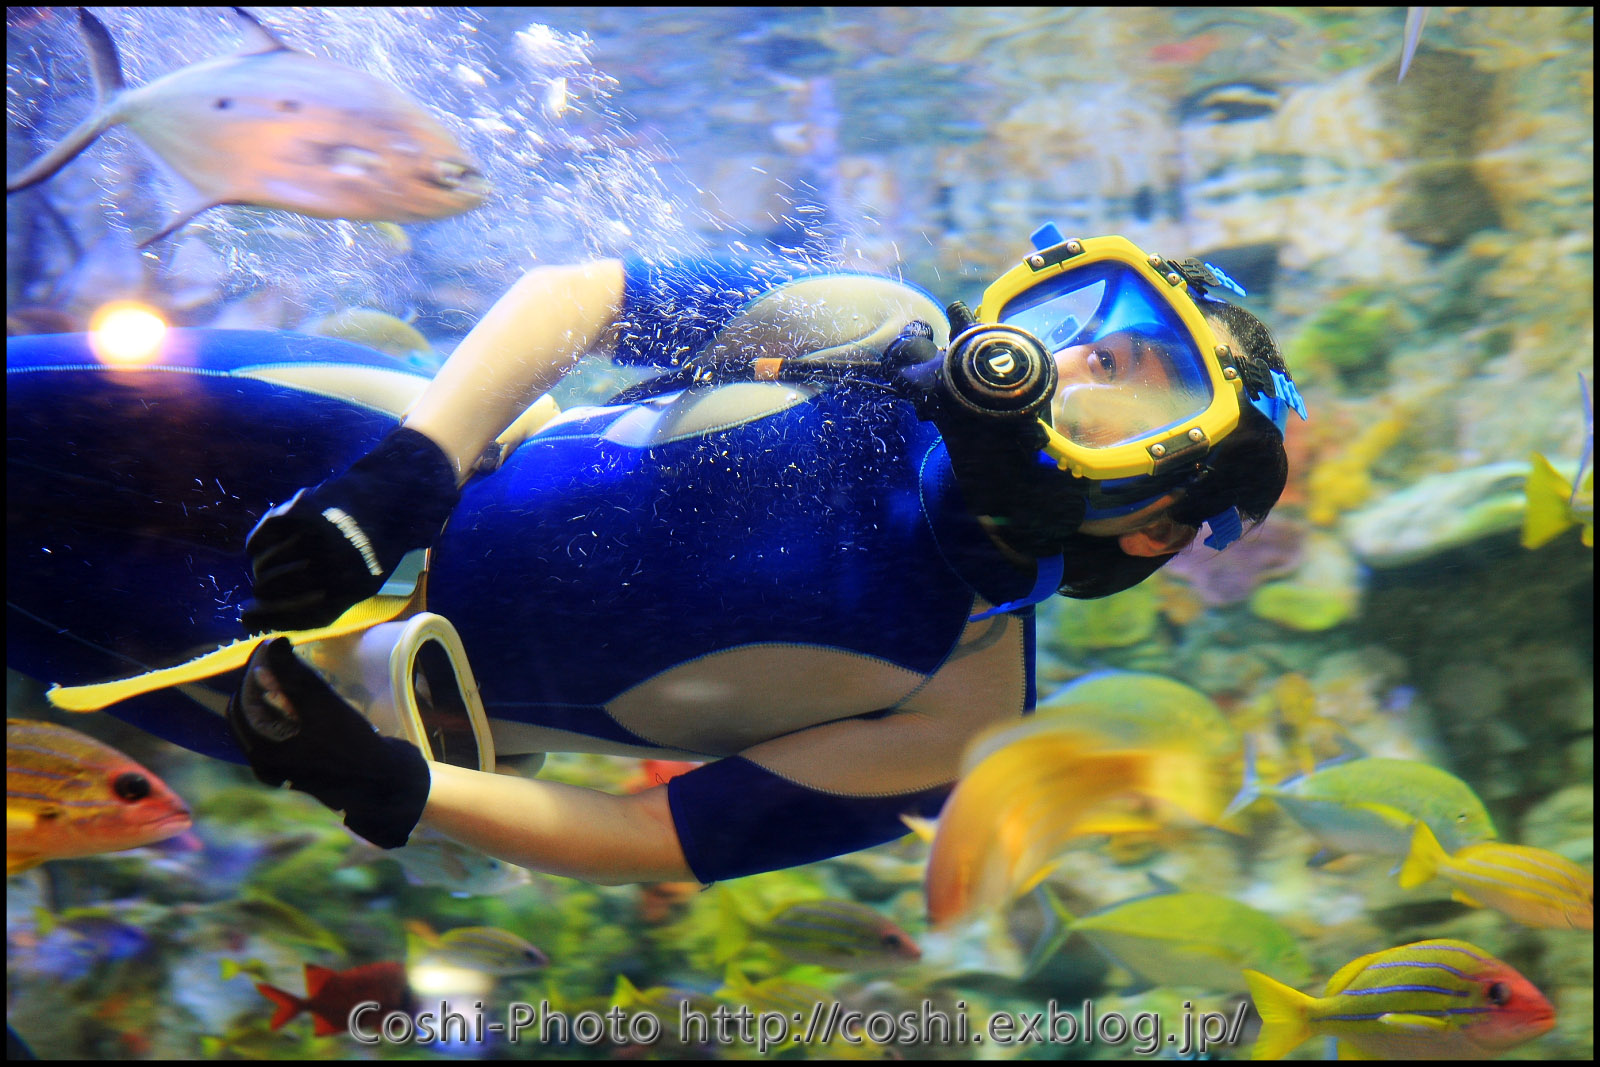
xmin=402 ymin=258 xmax=626 ymax=485
xmin=419 ymin=763 xmax=694 ymax=885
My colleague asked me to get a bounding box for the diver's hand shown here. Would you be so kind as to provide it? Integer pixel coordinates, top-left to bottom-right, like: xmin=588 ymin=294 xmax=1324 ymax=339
xmin=227 ymin=638 xmax=431 ymax=849
xmin=242 ymin=427 xmax=460 ymax=633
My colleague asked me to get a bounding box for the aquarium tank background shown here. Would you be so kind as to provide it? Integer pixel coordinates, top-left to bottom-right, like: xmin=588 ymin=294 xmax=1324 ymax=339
xmin=6 ymin=7 xmax=1592 ymax=1060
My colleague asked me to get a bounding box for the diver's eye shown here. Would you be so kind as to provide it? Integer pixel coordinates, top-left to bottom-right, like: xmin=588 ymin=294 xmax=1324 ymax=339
xmin=1487 ymin=981 xmax=1510 ymax=1006
xmin=1088 ymin=347 xmax=1118 ymax=380
xmin=113 ymin=772 xmax=151 ymax=801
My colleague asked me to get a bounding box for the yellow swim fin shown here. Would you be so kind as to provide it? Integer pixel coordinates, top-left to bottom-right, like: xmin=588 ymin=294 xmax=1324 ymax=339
xmin=46 ymin=590 xmax=418 ymax=713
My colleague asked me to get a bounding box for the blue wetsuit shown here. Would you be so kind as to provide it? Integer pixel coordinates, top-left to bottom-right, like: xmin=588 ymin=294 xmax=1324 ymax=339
xmin=2 ymin=257 xmax=1043 ymax=884
xmin=429 ymin=257 xmax=1042 ymax=882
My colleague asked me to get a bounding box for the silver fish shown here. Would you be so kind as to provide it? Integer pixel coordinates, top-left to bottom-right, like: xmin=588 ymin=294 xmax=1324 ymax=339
xmin=7 ymin=8 xmax=487 ymax=247
xmin=388 ymin=833 xmax=535 ymax=897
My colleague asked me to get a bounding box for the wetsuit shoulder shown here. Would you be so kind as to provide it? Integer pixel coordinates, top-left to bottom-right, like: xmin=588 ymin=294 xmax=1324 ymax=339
xmin=613 ymin=254 xmax=819 ymax=368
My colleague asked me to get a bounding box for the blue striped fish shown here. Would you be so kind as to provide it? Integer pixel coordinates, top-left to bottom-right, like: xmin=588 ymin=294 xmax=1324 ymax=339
xmin=1399 ymin=821 xmax=1594 ymax=930
xmin=1244 ymin=939 xmax=1555 ymax=1059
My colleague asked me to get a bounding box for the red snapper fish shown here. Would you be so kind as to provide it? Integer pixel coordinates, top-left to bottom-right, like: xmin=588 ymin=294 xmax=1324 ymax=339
xmin=7 ymin=718 xmax=192 ymax=874
xmin=6 ymin=8 xmax=487 ymax=246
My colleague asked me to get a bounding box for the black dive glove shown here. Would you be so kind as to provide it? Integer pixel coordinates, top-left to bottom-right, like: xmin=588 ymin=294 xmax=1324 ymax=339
xmin=227 ymin=637 xmax=431 ymax=849
xmin=242 ymin=428 xmax=460 ymax=633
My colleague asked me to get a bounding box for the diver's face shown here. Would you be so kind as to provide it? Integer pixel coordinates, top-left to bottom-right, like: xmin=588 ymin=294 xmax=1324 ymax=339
xmin=1048 ymin=329 xmax=1185 ymax=448
xmin=1053 ymin=330 xmax=1180 ymax=392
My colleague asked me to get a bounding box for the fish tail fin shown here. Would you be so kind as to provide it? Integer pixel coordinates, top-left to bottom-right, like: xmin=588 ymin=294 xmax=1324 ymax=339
xmin=5 ymin=10 xmax=124 ymax=194
xmin=1522 ymin=453 xmax=1575 ymax=549
xmin=712 ymin=886 xmax=751 ymax=964
xmin=1221 ymin=734 xmax=1264 ymax=822
xmin=1397 ymin=821 xmax=1447 ymax=889
xmin=76 ymin=9 xmax=127 ymax=97
xmin=254 ymin=982 xmax=305 ymax=1031
xmin=1243 ymin=969 xmax=1314 ymax=1060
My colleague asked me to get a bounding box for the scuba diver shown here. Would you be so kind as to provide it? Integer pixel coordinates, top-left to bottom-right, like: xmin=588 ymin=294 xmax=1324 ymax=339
xmin=227 ymin=227 xmax=1307 ymax=886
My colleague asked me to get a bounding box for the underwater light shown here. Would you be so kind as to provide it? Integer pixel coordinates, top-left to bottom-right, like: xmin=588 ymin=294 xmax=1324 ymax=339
xmin=405 ymin=962 xmax=494 ymax=998
xmin=88 ymin=301 xmax=168 ymax=366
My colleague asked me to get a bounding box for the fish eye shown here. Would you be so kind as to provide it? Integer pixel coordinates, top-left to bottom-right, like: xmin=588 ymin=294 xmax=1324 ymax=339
xmin=277 ymin=99 xmax=301 ymax=112
xmin=214 ymin=98 xmax=232 ymax=110
xmin=1456 ymin=812 xmax=1468 ymax=822
xmin=113 ymin=772 xmax=151 ymax=801
xmin=432 ymin=160 xmax=482 ymax=189
xmin=1487 ymin=981 xmax=1510 ymax=1005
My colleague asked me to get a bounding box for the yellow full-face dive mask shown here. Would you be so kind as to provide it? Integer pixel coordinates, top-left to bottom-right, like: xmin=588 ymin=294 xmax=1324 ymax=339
xmin=971 ymin=234 xmax=1249 ymax=482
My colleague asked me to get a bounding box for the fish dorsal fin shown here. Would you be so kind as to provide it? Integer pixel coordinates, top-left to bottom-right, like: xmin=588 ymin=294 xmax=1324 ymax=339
xmin=1323 ymin=949 xmax=1383 ymax=996
xmin=612 ymin=974 xmax=643 ymax=1008
xmin=229 ymin=7 xmax=295 ymax=54
xmin=303 ymin=963 xmax=336 ymax=998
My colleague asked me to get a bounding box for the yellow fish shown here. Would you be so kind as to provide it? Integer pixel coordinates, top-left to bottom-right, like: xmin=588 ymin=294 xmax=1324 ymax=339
xmin=7 ymin=8 xmax=487 ymax=247
xmin=923 ymin=725 xmax=1223 ymax=926
xmin=1399 ymin=822 xmax=1593 ymax=931
xmin=1245 ymin=939 xmax=1555 ymax=1059
xmin=1523 ymin=372 xmax=1594 ymax=549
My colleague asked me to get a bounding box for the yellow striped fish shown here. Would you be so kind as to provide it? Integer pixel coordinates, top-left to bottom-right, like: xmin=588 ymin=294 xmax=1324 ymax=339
xmin=1244 ymin=939 xmax=1556 ymax=1059
xmin=717 ymin=892 xmax=920 ymax=970
xmin=7 ymin=718 xmax=191 ymax=874
xmin=1399 ymin=822 xmax=1593 ymax=930
xmin=923 ymin=726 xmax=1224 ymax=926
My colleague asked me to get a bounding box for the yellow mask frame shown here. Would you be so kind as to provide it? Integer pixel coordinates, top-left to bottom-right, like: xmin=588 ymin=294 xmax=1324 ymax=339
xmin=976 ymin=235 xmax=1247 ymax=481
